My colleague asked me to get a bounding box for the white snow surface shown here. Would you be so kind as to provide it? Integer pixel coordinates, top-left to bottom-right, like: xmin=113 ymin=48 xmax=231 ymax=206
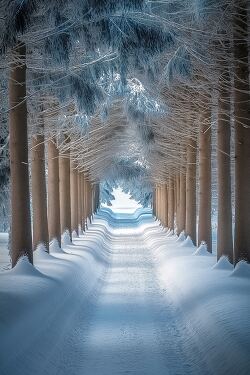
xmin=0 ymin=208 xmax=250 ymax=375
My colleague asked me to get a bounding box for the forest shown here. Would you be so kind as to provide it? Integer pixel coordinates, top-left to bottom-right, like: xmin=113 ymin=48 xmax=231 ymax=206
xmin=0 ymin=1 xmax=250 ymax=375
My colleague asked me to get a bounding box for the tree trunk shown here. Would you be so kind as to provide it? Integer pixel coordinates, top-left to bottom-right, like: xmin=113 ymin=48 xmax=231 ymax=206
xmin=162 ymin=185 xmax=167 ymax=226
xmin=9 ymin=43 xmax=33 ymax=267
xmin=217 ymin=66 xmax=233 ymax=262
xmin=168 ymin=177 xmax=174 ymax=231
xmin=198 ymin=111 xmax=212 ymax=251
xmin=159 ymin=186 xmax=163 ymax=224
xmin=152 ymin=188 xmax=156 ymax=217
xmin=48 ymin=139 xmax=61 ymax=247
xmin=176 ymin=174 xmax=181 ymax=234
xmin=164 ymin=184 xmax=168 ymax=228
xmin=77 ymin=172 xmax=82 ymax=233
xmin=82 ymin=174 xmax=87 ymax=229
xmin=31 ymin=132 xmax=49 ymax=251
xmin=88 ymin=182 xmax=93 ymax=220
xmin=185 ymin=138 xmax=197 ymax=245
xmin=95 ymin=183 xmax=100 ymax=212
xmin=59 ymin=140 xmax=71 ymax=239
xmin=233 ymin=0 xmax=250 ymax=263
xmin=179 ymin=167 xmax=186 ymax=234
xmin=88 ymin=181 xmax=92 ymax=220
xmin=92 ymin=185 xmax=95 ymax=215
xmin=156 ymin=186 xmax=160 ymax=220
xmin=70 ymin=161 xmax=79 ymax=236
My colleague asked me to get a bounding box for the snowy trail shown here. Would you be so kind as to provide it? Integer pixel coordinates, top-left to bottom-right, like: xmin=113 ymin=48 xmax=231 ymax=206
xmin=44 ymin=215 xmax=205 ymax=375
xmin=1 ymin=208 xmax=250 ymax=375
xmin=79 ymin=225 xmax=194 ymax=375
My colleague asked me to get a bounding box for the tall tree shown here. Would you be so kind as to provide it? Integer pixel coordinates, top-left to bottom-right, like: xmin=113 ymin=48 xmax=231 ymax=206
xmin=198 ymin=109 xmax=212 ymax=251
xmin=81 ymin=172 xmax=88 ymax=230
xmin=9 ymin=43 xmax=33 ymax=266
xmin=48 ymin=138 xmax=61 ymax=247
xmin=59 ymin=136 xmax=71 ymax=240
xmin=217 ymin=62 xmax=233 ymax=262
xmin=164 ymin=184 xmax=168 ymax=228
xmin=77 ymin=172 xmax=82 ymax=233
xmin=179 ymin=165 xmax=186 ymax=234
xmin=31 ymin=118 xmax=49 ymax=251
xmin=233 ymin=0 xmax=250 ymax=263
xmin=176 ymin=174 xmax=180 ymax=234
xmin=95 ymin=183 xmax=100 ymax=212
xmin=168 ymin=176 xmax=175 ymax=231
xmin=70 ymin=161 xmax=79 ymax=236
xmin=185 ymin=138 xmax=197 ymax=245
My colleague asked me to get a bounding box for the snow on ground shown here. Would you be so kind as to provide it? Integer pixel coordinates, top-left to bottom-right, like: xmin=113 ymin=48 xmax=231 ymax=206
xmin=0 ymin=196 xmax=250 ymax=374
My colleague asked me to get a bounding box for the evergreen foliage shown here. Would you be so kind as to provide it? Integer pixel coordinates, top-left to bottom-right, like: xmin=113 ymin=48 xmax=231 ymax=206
xmin=0 ymin=0 xmax=236 ymax=217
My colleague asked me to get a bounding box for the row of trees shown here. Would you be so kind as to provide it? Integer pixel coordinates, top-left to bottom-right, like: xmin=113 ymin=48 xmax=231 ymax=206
xmin=153 ymin=0 xmax=250 ymax=265
xmin=1 ymin=1 xmax=250 ymax=267
xmin=9 ymin=46 xmax=99 ymax=266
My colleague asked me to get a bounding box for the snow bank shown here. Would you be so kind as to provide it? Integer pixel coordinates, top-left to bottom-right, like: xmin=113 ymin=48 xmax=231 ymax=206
xmin=213 ymin=255 xmax=233 ymax=271
xmin=176 ymin=230 xmax=186 ymax=242
xmin=193 ymin=241 xmax=212 ymax=256
xmin=232 ymin=260 xmax=250 ymax=279
xmin=99 ymin=209 xmax=250 ymax=374
xmin=145 ymin=221 xmax=250 ymax=375
xmin=0 ymin=216 xmax=110 ymax=375
xmin=179 ymin=235 xmax=195 ymax=248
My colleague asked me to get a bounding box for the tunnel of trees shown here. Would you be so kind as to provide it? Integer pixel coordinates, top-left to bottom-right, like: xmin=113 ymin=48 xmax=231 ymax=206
xmin=0 ymin=0 xmax=250 ymax=268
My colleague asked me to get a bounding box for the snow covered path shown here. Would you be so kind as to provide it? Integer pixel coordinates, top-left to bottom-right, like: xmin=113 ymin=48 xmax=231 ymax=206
xmin=78 ymin=224 xmax=196 ymax=375
xmin=1 ymin=208 xmax=250 ymax=375
xmin=39 ymin=212 xmax=205 ymax=375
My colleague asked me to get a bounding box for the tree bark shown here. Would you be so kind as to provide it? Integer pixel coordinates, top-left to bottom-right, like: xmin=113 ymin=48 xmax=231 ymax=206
xmin=157 ymin=186 xmax=161 ymax=221
xmin=179 ymin=167 xmax=186 ymax=234
xmin=95 ymin=183 xmax=100 ymax=212
xmin=9 ymin=43 xmax=33 ymax=267
xmin=159 ymin=186 xmax=163 ymax=224
xmin=168 ymin=177 xmax=174 ymax=231
xmin=156 ymin=186 xmax=160 ymax=220
xmin=198 ymin=111 xmax=212 ymax=251
xmin=217 ymin=66 xmax=233 ymax=262
xmin=31 ymin=132 xmax=49 ymax=251
xmin=48 ymin=139 xmax=61 ymax=247
xmin=89 ymin=181 xmax=93 ymax=220
xmin=70 ymin=161 xmax=79 ymax=236
xmin=155 ymin=186 xmax=158 ymax=219
xmin=161 ymin=184 xmax=167 ymax=227
xmin=185 ymin=138 xmax=197 ymax=245
xmin=233 ymin=0 xmax=250 ymax=263
xmin=59 ymin=139 xmax=71 ymax=239
xmin=152 ymin=188 xmax=156 ymax=217
xmin=91 ymin=186 xmax=94 ymax=217
xmin=176 ymin=174 xmax=181 ymax=234
xmin=162 ymin=185 xmax=167 ymax=226
xmin=77 ymin=172 xmax=82 ymax=232
xmin=88 ymin=181 xmax=93 ymax=220
xmin=82 ymin=174 xmax=86 ymax=229
xmin=165 ymin=185 xmax=168 ymax=228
